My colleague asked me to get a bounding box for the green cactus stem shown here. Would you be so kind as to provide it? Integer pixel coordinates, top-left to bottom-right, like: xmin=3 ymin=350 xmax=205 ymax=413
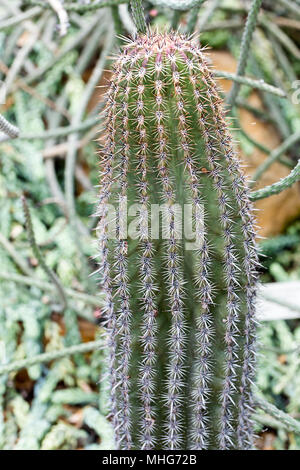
xmin=96 ymin=32 xmax=259 ymax=450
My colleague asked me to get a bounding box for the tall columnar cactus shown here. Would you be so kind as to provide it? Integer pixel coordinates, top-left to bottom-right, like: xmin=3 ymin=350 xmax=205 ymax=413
xmin=97 ymin=32 xmax=259 ymax=450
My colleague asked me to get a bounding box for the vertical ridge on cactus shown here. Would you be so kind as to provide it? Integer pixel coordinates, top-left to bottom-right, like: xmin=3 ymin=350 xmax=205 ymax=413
xmin=97 ymin=31 xmax=259 ymax=450
xmin=135 ymin=70 xmax=159 ymax=449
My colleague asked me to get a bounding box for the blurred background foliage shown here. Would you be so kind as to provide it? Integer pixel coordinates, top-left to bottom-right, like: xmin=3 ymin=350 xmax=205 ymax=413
xmin=0 ymin=0 xmax=300 ymax=450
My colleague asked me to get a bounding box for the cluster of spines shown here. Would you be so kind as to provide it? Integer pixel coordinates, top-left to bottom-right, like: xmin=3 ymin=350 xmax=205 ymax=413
xmin=190 ymin=237 xmax=213 ymax=450
xmin=114 ymin=205 xmax=132 ymax=448
xmin=113 ymin=61 xmax=133 ymax=450
xmin=96 ymin=68 xmax=123 ymax=447
xmin=172 ymin=60 xmax=214 ymax=450
xmin=135 ymin=63 xmax=159 ymax=449
xmin=152 ymin=62 xmax=187 ymax=450
xmin=97 ymin=32 xmax=259 ymax=450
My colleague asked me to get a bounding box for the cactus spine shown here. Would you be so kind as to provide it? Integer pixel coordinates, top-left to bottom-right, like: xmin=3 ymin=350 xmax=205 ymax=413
xmin=97 ymin=32 xmax=259 ymax=450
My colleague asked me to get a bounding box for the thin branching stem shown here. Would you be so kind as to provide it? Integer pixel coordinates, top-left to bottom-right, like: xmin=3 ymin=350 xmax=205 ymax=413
xmin=21 ymin=195 xmax=67 ymax=311
xmin=48 ymin=0 xmax=69 ymax=36
xmin=0 ymin=339 xmax=104 ymax=376
xmin=64 ymin=25 xmax=114 ymax=227
xmin=24 ymin=15 xmax=99 ymax=87
xmin=197 ymin=0 xmax=220 ymax=33
xmin=0 ymin=233 xmax=33 ymax=276
xmin=0 ymin=6 xmax=41 ymax=30
xmin=186 ymin=5 xmax=201 ymax=34
xmin=170 ymin=9 xmax=182 ymax=30
xmin=250 ymin=159 xmax=300 ymax=201
xmin=130 ymin=1 xmax=147 ymax=33
xmin=261 ymin=15 xmax=300 ymax=60
xmin=0 ymin=271 xmax=104 ymax=310
xmin=226 ymin=0 xmax=263 ymax=108
xmin=277 ymin=0 xmax=300 ymax=18
xmin=150 ymin=0 xmax=204 ymax=10
xmin=111 ymin=5 xmax=124 ymax=37
xmin=254 ymin=396 xmax=300 ymax=434
xmin=0 ymin=115 xmax=100 ymax=143
xmin=215 ymin=71 xmax=286 ymax=98
xmin=251 ymin=131 xmax=300 ymax=185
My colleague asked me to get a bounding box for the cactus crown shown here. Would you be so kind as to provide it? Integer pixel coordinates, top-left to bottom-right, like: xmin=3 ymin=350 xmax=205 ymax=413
xmin=97 ymin=32 xmax=259 ymax=450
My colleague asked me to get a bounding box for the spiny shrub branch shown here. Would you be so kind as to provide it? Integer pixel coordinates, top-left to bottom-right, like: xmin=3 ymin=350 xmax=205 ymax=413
xmin=254 ymin=396 xmax=300 ymax=435
xmin=21 ymin=195 xmax=67 ymax=311
xmin=250 ymin=158 xmax=300 ymax=201
xmin=226 ymin=0 xmax=263 ymax=108
xmin=251 ymin=131 xmax=300 ymax=184
xmin=130 ymin=0 xmax=147 ymax=34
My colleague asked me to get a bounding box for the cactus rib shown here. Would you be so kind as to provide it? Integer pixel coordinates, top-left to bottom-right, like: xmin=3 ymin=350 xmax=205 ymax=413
xmin=135 ymin=63 xmax=159 ymax=449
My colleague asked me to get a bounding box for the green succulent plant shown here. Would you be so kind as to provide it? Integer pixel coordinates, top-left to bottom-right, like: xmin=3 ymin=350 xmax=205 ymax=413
xmin=97 ymin=31 xmax=259 ymax=450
